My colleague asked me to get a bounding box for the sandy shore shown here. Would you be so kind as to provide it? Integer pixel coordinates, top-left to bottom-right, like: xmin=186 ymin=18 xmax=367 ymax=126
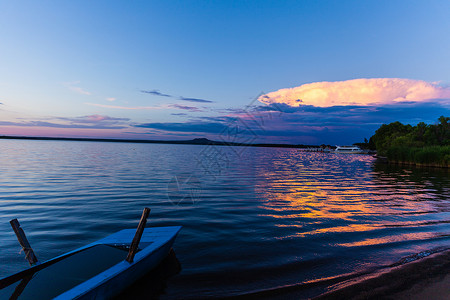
xmin=314 ymin=248 xmax=450 ymax=300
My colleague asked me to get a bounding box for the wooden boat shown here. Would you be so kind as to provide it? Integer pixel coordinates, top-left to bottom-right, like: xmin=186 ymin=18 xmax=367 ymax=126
xmin=0 ymin=225 xmax=181 ymax=299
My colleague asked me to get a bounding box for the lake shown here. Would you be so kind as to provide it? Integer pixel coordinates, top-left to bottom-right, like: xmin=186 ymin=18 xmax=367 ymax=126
xmin=0 ymin=139 xmax=449 ymax=299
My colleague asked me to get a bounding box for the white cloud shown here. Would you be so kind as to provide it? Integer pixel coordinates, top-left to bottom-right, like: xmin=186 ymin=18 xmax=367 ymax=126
xmin=259 ymin=78 xmax=450 ymax=107
xmin=63 ymin=81 xmax=91 ymax=96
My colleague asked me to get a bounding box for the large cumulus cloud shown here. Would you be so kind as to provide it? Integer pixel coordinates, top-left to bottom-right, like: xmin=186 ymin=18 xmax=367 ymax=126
xmin=259 ymin=78 xmax=450 ymax=107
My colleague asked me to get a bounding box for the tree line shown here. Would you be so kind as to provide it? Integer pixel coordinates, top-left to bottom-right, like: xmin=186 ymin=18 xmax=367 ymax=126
xmin=368 ymin=116 xmax=450 ymax=167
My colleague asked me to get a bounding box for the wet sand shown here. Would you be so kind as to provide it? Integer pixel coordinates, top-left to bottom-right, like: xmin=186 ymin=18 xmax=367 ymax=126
xmin=314 ymin=249 xmax=450 ymax=300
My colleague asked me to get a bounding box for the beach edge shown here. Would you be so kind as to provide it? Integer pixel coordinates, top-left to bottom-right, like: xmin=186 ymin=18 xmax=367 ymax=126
xmin=313 ymin=248 xmax=450 ymax=300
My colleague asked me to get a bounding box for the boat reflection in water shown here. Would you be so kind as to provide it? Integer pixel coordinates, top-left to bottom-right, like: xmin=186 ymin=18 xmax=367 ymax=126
xmin=115 ymin=249 xmax=181 ymax=299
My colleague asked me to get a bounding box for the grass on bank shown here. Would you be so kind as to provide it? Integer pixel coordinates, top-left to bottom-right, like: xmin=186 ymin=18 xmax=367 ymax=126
xmin=385 ymin=145 xmax=450 ymax=167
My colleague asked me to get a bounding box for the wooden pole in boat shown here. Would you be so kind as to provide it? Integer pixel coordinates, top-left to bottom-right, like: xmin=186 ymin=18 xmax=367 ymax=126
xmin=10 ymin=219 xmax=38 ymax=266
xmin=126 ymin=207 xmax=151 ymax=263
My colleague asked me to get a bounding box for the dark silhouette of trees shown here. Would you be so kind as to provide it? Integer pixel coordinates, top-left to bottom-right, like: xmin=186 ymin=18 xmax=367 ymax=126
xmin=370 ymin=116 xmax=450 ymax=166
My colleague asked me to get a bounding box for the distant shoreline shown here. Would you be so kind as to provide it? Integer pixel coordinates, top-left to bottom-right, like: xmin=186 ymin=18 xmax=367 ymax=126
xmin=0 ymin=135 xmax=321 ymax=149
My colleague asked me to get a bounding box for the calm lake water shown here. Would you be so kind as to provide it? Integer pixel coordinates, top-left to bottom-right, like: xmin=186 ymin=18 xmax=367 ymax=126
xmin=0 ymin=140 xmax=449 ymax=299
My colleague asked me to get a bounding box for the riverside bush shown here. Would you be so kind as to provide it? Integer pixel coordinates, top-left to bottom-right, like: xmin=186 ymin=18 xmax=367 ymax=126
xmin=371 ymin=116 xmax=450 ymax=167
xmin=386 ymin=145 xmax=450 ymax=167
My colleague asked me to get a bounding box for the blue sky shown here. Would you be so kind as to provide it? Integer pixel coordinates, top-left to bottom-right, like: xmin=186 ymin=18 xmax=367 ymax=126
xmin=1 ymin=1 xmax=449 ymax=144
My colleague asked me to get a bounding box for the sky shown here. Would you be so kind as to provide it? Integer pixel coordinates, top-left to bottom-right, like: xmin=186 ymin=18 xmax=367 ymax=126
xmin=1 ymin=0 xmax=449 ymax=145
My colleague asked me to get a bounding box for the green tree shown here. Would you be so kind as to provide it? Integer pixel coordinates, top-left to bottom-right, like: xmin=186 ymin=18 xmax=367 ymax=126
xmin=369 ymin=116 xmax=450 ymax=166
xmin=371 ymin=121 xmax=412 ymax=155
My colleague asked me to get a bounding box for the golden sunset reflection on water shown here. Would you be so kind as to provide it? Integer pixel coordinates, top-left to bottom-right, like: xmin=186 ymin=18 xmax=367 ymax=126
xmin=337 ymin=232 xmax=448 ymax=247
xmin=254 ymin=151 xmax=447 ymax=246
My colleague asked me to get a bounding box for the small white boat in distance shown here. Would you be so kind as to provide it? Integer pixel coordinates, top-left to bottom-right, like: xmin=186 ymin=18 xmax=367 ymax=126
xmin=334 ymin=145 xmax=365 ymax=154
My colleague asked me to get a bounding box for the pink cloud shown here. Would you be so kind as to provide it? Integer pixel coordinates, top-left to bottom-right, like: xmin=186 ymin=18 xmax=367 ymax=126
xmin=168 ymin=104 xmax=203 ymax=112
xmin=0 ymin=126 xmax=126 ymax=138
xmin=63 ymin=81 xmax=91 ymax=95
xmin=86 ymin=114 xmax=109 ymax=122
xmin=259 ymin=78 xmax=450 ymax=107
xmin=86 ymin=103 xmax=165 ymax=110
xmin=77 ymin=114 xmax=125 ymax=122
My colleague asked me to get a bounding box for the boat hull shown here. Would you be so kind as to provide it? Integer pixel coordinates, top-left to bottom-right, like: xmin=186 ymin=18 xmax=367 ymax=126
xmin=334 ymin=145 xmax=366 ymax=154
xmin=334 ymin=150 xmax=365 ymax=154
xmin=72 ymin=232 xmax=178 ymax=299
xmin=0 ymin=226 xmax=181 ymax=300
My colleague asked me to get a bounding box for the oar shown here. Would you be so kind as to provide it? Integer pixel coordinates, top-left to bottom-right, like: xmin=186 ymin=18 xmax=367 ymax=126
xmin=10 ymin=219 xmax=38 ymax=266
xmin=126 ymin=207 xmax=151 ymax=263
xmin=9 ymin=274 xmax=33 ymax=300
xmin=8 ymin=219 xmax=38 ymax=299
